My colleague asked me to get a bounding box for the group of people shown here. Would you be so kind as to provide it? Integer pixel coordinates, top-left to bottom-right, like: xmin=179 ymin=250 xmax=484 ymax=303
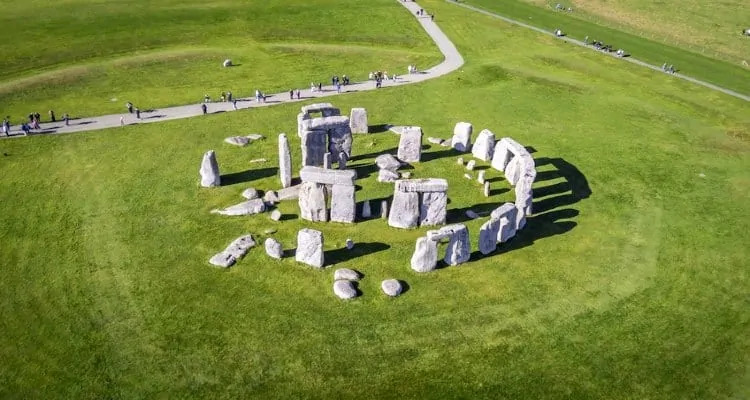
xmin=555 ymin=3 xmax=574 ymax=12
xmin=125 ymin=102 xmax=142 ymax=119
xmin=415 ymin=8 xmax=434 ymax=20
xmin=661 ymin=63 xmax=677 ymax=74
xmin=1 ymin=111 xmax=71 ymax=137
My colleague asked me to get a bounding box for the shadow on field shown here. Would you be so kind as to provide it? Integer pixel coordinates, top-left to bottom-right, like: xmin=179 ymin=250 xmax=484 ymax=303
xmin=220 ymin=167 xmax=277 ymax=186
xmin=369 ymin=124 xmax=391 ymax=133
xmin=531 ymin=157 xmax=591 ymax=214
xmin=325 ymin=242 xmax=390 ymax=266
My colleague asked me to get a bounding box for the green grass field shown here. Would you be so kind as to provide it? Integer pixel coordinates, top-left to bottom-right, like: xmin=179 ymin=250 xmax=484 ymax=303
xmin=461 ymin=0 xmax=750 ymax=96
xmin=1 ymin=0 xmax=750 ymax=398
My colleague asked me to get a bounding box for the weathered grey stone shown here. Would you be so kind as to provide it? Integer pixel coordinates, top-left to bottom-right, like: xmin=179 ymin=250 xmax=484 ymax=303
xmin=395 ymin=178 xmax=448 ymax=193
xmin=264 ymin=228 xmax=277 ymax=234
xmin=302 ymin=103 xmax=340 ymax=116
xmin=378 ymin=169 xmax=400 ymax=183
xmin=349 ymin=108 xmax=368 ymax=134
xmin=492 ymin=203 xmax=518 ymax=243
xmin=298 ymin=182 xmax=328 ymax=222
xmin=477 ymin=171 xmax=485 ymax=184
xmin=334 ymin=268 xmax=360 ymax=281
xmin=333 ymin=280 xmax=358 ymax=299
xmin=209 ymin=234 xmax=256 ymax=268
xmin=457 ymin=157 xmax=464 ymax=165
xmin=397 ymin=126 xmax=422 ymax=163
xmin=246 ymin=134 xmax=264 ymax=141
xmin=241 ymin=187 xmax=259 ymax=200
xmin=465 ymin=210 xmax=479 ymax=219
xmin=301 ymin=130 xmax=327 ymax=167
xmin=401 ymin=172 xmax=412 ymax=179
xmin=515 ymin=175 xmax=534 ymax=216
xmin=441 ymin=224 xmax=470 ymax=265
xmin=375 ymin=154 xmax=401 ymax=171
xmin=338 ymin=152 xmax=348 ymax=170
xmin=388 ymin=190 xmax=419 ymax=229
xmin=323 ymin=152 xmax=332 ymax=169
xmin=213 ymin=199 xmax=266 ymax=216
xmin=465 ymin=160 xmax=476 ymax=171
xmin=479 ymin=218 xmax=501 ymax=255
xmin=250 ymin=158 xmax=267 ymax=163
xmin=328 ymin=124 xmax=353 ymax=163
xmin=516 ymin=205 xmax=527 ymax=230
xmin=330 ymin=184 xmax=356 ymax=224
xmin=451 ymin=122 xmax=473 ymax=152
xmin=491 ymin=137 xmax=528 ymax=172
xmin=199 ymin=150 xmax=221 ymax=187
xmin=223 ymin=59 xmax=232 ymax=67
xmin=270 ymin=209 xmax=282 ymax=221
xmin=427 ymin=137 xmax=444 ymax=145
xmin=278 ymin=133 xmax=292 ymax=188
xmin=440 ymin=141 xmax=451 ymax=147
xmin=300 ymin=166 xmax=357 ymax=186
xmin=225 ymin=136 xmax=250 ymax=146
xmin=263 ymin=190 xmax=279 ymax=205
xmin=380 ymin=200 xmax=389 ymax=219
xmin=345 ymin=239 xmax=354 ymax=250
xmin=426 ymin=229 xmax=452 ymax=242
xmin=419 ymin=191 xmax=448 ymax=226
xmin=471 ymin=129 xmax=495 ymax=161
xmin=484 ymin=181 xmax=490 ymax=197
xmin=410 ymin=236 xmax=438 ymax=272
xmin=264 ymin=238 xmax=283 ymax=259
xmin=504 ymin=154 xmax=533 ymax=186
xmin=296 ymin=228 xmax=324 ymax=268
xmin=464 ymin=173 xmax=472 ymax=180
xmin=277 ymin=184 xmax=300 ymax=200
xmin=361 ymin=200 xmax=372 ymax=218
xmin=381 ymin=279 xmax=403 ymax=297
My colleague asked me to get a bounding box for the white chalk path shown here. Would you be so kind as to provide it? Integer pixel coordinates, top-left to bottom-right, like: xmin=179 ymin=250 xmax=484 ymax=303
xmin=2 ymin=1 xmax=463 ymax=139
xmin=447 ymin=0 xmax=750 ymax=102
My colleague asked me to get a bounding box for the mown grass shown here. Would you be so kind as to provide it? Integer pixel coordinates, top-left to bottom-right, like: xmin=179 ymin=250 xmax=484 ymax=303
xmin=459 ymin=0 xmax=750 ymax=96
xmin=0 ymin=0 xmax=441 ymax=119
xmin=1 ymin=0 xmax=749 ymax=398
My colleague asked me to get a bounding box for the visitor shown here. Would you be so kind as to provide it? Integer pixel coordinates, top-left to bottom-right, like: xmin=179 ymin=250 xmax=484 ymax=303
xmin=220 ymin=92 xmax=226 ymax=102
xmin=135 ymin=107 xmax=141 ymax=119
xmin=296 ymin=89 xmax=301 ymax=99
xmin=368 ymin=72 xmax=374 ymax=80
xmin=201 ymin=103 xmax=208 ymax=114
xmin=318 ymin=82 xmax=323 ymax=92
xmin=310 ymin=82 xmax=316 ymax=92
xmin=31 ymin=116 xmax=40 ymax=130
xmin=126 ymin=102 xmax=133 ymax=113
xmin=336 ymin=82 xmax=342 ymax=93
xmin=120 ymin=116 xmax=125 ymax=126
xmin=232 ymin=99 xmax=238 ymax=110
xmin=49 ymin=110 xmax=56 ymax=122
xmin=431 ymin=14 xmax=434 ymax=21
xmin=227 ymin=92 xmax=232 ymax=102
xmin=21 ymin=123 xmax=30 ymax=136
xmin=204 ymin=94 xmax=211 ymax=103
xmin=63 ymin=113 xmax=70 ymax=126
xmin=290 ymin=89 xmax=294 ymax=100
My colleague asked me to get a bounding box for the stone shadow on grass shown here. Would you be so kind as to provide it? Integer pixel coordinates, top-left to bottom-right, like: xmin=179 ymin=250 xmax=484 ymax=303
xmin=325 ymin=242 xmax=390 ymax=266
xmin=531 ymin=157 xmax=591 ymax=214
xmin=220 ymin=167 xmax=277 ymax=186
xmin=368 ymin=124 xmax=391 ymax=134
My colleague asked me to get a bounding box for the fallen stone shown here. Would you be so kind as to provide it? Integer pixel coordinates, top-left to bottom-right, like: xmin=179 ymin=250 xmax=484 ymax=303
xmin=277 ymin=184 xmax=301 ymax=200
xmin=242 ymin=188 xmax=259 ymax=200
xmin=270 ymin=209 xmax=282 ymax=221
xmin=278 ymin=133 xmax=292 ymax=188
xmin=464 ymin=173 xmax=472 ymax=180
xmin=410 ymin=236 xmax=438 ymax=272
xmin=213 ymin=199 xmax=266 ymax=216
xmin=250 ymin=158 xmax=267 ymax=163
xmin=199 ymin=150 xmax=221 ymax=187
xmin=296 ymin=228 xmax=324 ymax=268
xmin=451 ymin=122 xmax=473 ymax=152
xmin=378 ymin=169 xmax=400 ymax=183
xmin=246 ymin=134 xmax=264 ymax=140
xmin=375 ymin=154 xmax=401 ymax=171
xmin=333 ymin=280 xmax=358 ymax=299
xmin=334 ymin=268 xmax=360 ymax=281
xmin=466 ymin=160 xmax=476 ymax=171
xmin=209 ymin=252 xmax=236 ymax=268
xmin=345 ymin=239 xmax=354 ymax=250
xmin=361 ymin=200 xmax=372 ymax=218
xmin=349 ymin=108 xmax=368 ymax=134
xmin=427 ymin=137 xmax=444 ymax=145
xmin=264 ymin=238 xmax=283 ymax=259
xmin=471 ymin=129 xmax=495 ymax=161
xmin=209 ymin=234 xmax=256 ymax=268
xmin=223 ymin=59 xmax=232 ymax=67
xmin=381 ymin=279 xmax=403 ymax=297
xmin=225 ymin=136 xmax=250 ymax=146
xmin=263 ymin=190 xmax=279 ymax=205
xmin=264 ymin=228 xmax=277 ymax=234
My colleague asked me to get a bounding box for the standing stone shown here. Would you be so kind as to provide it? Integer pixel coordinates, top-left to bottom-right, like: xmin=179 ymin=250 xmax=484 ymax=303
xmin=264 ymin=238 xmax=283 ymax=259
xmin=515 ymin=175 xmax=534 ymax=216
xmin=465 ymin=160 xmax=476 ymax=171
xmin=397 ymin=126 xmax=422 ymax=163
xmin=388 ymin=190 xmax=420 ymax=229
xmin=477 ymin=171 xmax=485 ymax=184
xmin=381 ymin=279 xmax=403 ymax=297
xmin=361 ymin=200 xmax=372 ymax=218
xmin=270 ymin=209 xmax=282 ymax=221
xmin=451 ymin=122 xmax=473 ymax=152
xmin=478 ymin=218 xmax=501 ymax=255
xmin=457 ymin=157 xmax=464 ymax=166
xmin=323 ymin=152 xmax=332 ymax=169
xmin=345 ymin=239 xmax=354 ymax=250
xmin=278 ymin=133 xmax=292 ymax=188
xmin=349 ymin=108 xmax=368 ymax=134
xmin=338 ymin=152 xmax=348 ymax=170
xmin=410 ymin=236 xmax=438 ymax=272
xmin=442 ymin=224 xmax=470 ymax=265
xmin=330 ymin=184 xmax=356 ymax=223
xmin=301 ymin=130 xmax=327 ymax=167
xmin=516 ymin=206 xmax=527 ymax=230
xmin=375 ymin=154 xmax=401 ymax=171
xmin=380 ymin=200 xmax=389 ymax=219
xmin=492 ymin=203 xmax=518 ymax=243
xmin=471 ymin=129 xmax=496 ymax=161
xmin=484 ymin=181 xmax=491 ymax=197
xmin=491 ymin=142 xmax=513 ymax=171
xmin=298 ymin=182 xmax=328 ymax=222
xmin=328 ymin=125 xmax=353 ymax=163
xmin=199 ymin=150 xmax=221 ymax=187
xmin=295 ymin=228 xmax=324 ymax=268
xmin=419 ymin=191 xmax=448 ymax=227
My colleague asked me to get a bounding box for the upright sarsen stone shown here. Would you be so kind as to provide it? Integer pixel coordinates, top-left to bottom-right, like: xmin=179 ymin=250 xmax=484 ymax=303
xmin=451 ymin=122 xmax=473 ymax=152
xmin=397 ymin=126 xmax=423 ymax=163
xmin=328 ymin=124 xmax=353 ymax=163
xmin=296 ymin=228 xmax=324 ymax=268
xmin=411 ymin=236 xmax=438 ymax=272
xmin=199 ymin=150 xmax=221 ymax=187
xmin=388 ymin=190 xmax=420 ymax=229
xmin=419 ymin=191 xmax=447 ymax=227
xmin=349 ymin=108 xmax=368 ymax=134
xmin=278 ymin=133 xmax=292 ymax=188
xmin=492 ymin=203 xmax=518 ymax=243
xmin=472 ymin=129 xmax=495 ymax=161
xmin=298 ymin=182 xmax=328 ymax=222
xmin=479 ymin=218 xmax=500 ymax=255
xmin=301 ymin=130 xmax=328 ymax=167
xmin=330 ymin=184 xmax=356 ymax=223
xmin=441 ymin=224 xmax=470 ymax=265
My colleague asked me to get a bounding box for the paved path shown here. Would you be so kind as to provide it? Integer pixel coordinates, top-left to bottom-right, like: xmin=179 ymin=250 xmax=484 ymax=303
xmin=447 ymin=0 xmax=750 ymax=102
xmin=2 ymin=1 xmax=463 ymax=139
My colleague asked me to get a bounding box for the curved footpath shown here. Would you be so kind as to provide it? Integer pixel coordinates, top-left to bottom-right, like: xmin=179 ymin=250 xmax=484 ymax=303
xmin=2 ymin=1 xmax=463 ymax=139
xmin=447 ymin=0 xmax=750 ymax=102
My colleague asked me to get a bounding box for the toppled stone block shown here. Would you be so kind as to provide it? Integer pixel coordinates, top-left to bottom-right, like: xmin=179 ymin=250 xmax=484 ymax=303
xmin=334 ymin=268 xmax=360 ymax=281
xmin=333 ymin=280 xmax=358 ymax=299
xmin=209 ymin=234 xmax=255 ymax=268
xmin=242 ymin=188 xmax=259 ymax=200
xmin=395 ymin=178 xmax=448 ymax=193
xmin=375 ymin=154 xmax=401 ymax=171
xmin=212 ymin=198 xmax=266 ymax=216
xmin=381 ymin=279 xmax=403 ymax=297
xmin=265 ymin=238 xmax=283 ymax=259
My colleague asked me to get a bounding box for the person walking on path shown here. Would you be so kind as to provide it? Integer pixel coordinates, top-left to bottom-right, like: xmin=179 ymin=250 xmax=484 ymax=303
xmin=232 ymin=99 xmax=238 ymax=110
xmin=289 ymin=89 xmax=294 ymax=100
xmin=296 ymin=89 xmax=301 ymax=99
xmin=431 ymin=13 xmax=434 ymax=21
xmin=126 ymin=102 xmax=133 ymax=114
xmin=227 ymin=92 xmax=232 ymax=102
xmin=201 ymin=103 xmax=208 ymax=115
xmin=120 ymin=117 xmax=125 ymax=126
xmin=135 ymin=107 xmax=141 ymax=119
xmin=49 ymin=110 xmax=56 ymax=122
xmin=63 ymin=113 xmax=70 ymax=126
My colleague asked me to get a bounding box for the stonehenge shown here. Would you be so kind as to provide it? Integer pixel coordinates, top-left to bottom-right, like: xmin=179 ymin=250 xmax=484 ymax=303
xmin=333 ymin=280 xmax=358 ymax=299
xmin=296 ymin=228 xmax=324 ymax=268
xmin=334 ymin=268 xmax=360 ymax=281
xmin=298 ymin=166 xmax=357 ymax=223
xmin=410 ymin=224 xmax=470 ymax=271
xmin=298 ymin=103 xmax=356 ymax=166
xmin=388 ymin=179 xmax=448 ymax=229
xmin=397 ymin=126 xmax=423 ymax=163
xmin=199 ymin=150 xmax=220 ymax=187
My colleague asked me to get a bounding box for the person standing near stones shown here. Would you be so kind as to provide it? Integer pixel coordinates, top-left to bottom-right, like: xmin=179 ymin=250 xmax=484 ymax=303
xmin=126 ymin=102 xmax=133 ymax=114
xmin=201 ymin=103 xmax=208 ymax=115
xmin=227 ymin=91 xmax=232 ymax=102
xmin=135 ymin=107 xmax=141 ymax=119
